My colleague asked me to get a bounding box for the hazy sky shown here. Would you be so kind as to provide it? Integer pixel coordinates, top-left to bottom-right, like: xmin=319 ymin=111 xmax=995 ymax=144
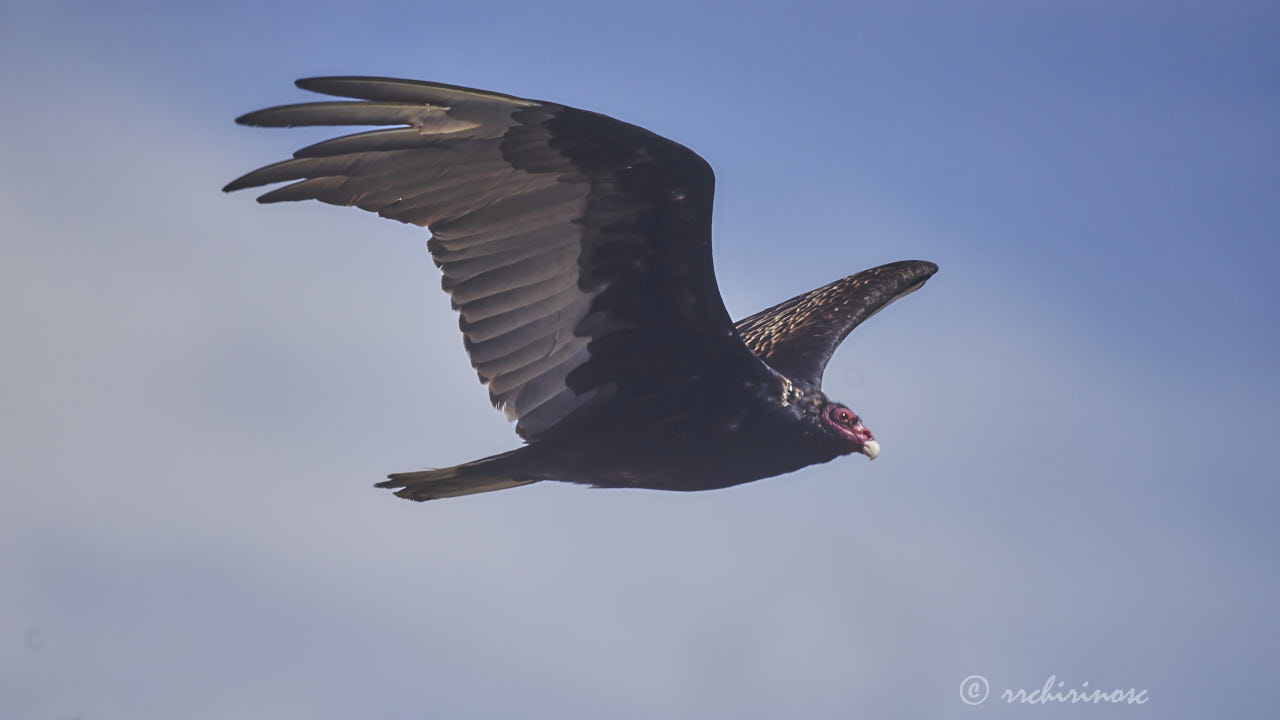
xmin=3 ymin=1 xmax=1278 ymax=718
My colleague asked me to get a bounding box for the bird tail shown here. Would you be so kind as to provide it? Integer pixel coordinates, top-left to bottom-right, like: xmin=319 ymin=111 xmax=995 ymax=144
xmin=376 ymin=448 xmax=540 ymax=502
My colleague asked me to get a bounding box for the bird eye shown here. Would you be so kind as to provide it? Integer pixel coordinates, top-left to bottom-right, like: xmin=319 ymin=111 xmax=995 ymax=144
xmin=830 ymin=407 xmax=855 ymax=426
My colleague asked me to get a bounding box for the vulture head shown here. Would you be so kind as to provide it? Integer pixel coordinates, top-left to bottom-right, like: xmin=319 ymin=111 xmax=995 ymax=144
xmin=822 ymin=402 xmax=880 ymax=460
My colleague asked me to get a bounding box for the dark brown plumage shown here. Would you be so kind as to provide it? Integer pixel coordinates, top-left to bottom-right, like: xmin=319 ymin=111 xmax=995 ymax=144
xmin=225 ymin=76 xmax=938 ymax=501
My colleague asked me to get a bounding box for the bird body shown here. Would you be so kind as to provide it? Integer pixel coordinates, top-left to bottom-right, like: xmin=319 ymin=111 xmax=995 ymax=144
xmin=385 ymin=377 xmax=845 ymax=497
xmin=225 ymin=77 xmax=937 ymax=501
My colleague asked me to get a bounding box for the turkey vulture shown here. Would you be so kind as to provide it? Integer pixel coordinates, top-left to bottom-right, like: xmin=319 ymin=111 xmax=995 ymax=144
xmin=224 ymin=77 xmax=938 ymax=501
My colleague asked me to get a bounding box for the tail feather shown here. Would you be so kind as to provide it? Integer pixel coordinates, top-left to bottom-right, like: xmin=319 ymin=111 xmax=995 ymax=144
xmin=376 ymin=449 xmax=539 ymax=502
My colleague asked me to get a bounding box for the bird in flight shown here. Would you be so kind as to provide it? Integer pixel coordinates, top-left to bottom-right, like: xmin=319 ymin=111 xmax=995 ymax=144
xmin=225 ymin=77 xmax=938 ymax=501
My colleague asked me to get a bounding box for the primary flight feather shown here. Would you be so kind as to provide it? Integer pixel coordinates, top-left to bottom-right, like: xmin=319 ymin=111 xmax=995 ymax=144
xmin=225 ymin=76 xmax=938 ymax=501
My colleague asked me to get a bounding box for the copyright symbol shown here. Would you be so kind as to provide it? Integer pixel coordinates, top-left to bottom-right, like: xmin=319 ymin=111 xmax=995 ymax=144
xmin=960 ymin=674 xmax=989 ymax=705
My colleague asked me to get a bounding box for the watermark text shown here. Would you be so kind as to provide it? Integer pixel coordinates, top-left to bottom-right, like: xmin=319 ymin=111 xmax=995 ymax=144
xmin=960 ymin=674 xmax=1149 ymax=706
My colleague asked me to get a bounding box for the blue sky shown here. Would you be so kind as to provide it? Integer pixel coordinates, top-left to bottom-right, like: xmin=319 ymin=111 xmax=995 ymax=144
xmin=2 ymin=1 xmax=1277 ymax=718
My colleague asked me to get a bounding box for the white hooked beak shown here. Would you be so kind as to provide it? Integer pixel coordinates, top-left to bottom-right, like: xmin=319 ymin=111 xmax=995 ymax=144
xmin=850 ymin=419 xmax=880 ymax=460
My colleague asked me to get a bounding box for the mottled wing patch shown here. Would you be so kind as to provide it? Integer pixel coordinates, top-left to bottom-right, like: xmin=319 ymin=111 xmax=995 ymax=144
xmin=735 ymin=260 xmax=938 ymax=387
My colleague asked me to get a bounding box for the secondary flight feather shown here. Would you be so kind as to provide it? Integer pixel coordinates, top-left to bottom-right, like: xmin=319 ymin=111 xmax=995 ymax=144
xmin=225 ymin=76 xmax=938 ymax=501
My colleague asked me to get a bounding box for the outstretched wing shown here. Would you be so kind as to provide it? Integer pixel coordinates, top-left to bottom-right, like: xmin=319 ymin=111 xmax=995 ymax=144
xmin=735 ymin=260 xmax=938 ymax=388
xmin=225 ymin=76 xmax=773 ymax=440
